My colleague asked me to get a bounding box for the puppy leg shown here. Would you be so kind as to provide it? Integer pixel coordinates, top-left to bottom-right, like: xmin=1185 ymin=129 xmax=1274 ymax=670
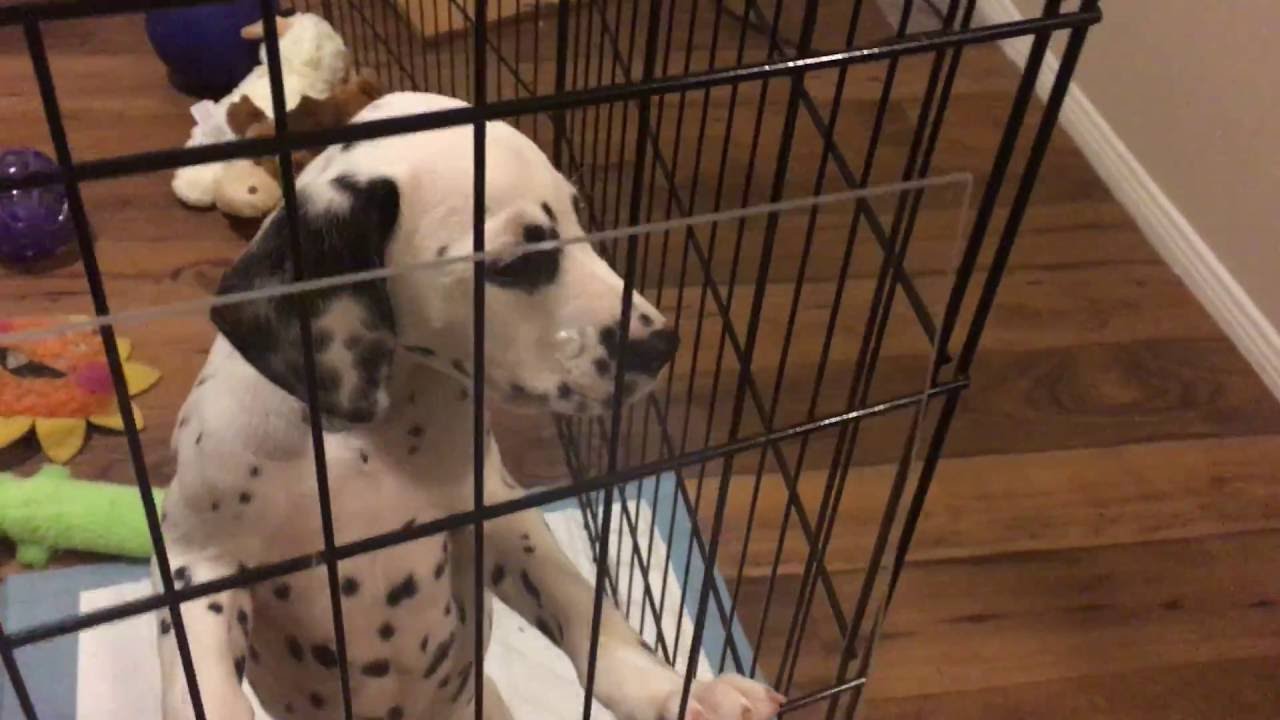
xmin=484 ymin=502 xmax=784 ymax=720
xmin=151 ymin=550 xmax=256 ymax=720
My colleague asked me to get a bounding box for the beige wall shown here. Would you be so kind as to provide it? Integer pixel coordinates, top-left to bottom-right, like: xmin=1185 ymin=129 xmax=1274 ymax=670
xmin=1014 ymin=0 xmax=1280 ymax=328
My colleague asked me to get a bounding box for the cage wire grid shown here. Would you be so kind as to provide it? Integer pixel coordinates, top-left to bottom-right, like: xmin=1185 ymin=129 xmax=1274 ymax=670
xmin=0 ymin=1 xmax=1101 ymax=719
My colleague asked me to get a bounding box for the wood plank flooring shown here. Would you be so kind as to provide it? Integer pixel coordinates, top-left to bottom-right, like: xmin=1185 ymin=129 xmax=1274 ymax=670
xmin=1 ymin=3 xmax=1277 ymax=719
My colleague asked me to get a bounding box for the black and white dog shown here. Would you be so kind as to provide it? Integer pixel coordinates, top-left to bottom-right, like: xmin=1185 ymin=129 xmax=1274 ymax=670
xmin=154 ymin=92 xmax=784 ymax=720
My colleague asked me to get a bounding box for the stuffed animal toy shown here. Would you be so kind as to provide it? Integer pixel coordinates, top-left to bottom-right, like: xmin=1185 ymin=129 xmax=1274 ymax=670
xmin=217 ymin=67 xmax=385 ymax=210
xmin=0 ymin=464 xmax=163 ymax=568
xmin=169 ymin=12 xmax=351 ymax=219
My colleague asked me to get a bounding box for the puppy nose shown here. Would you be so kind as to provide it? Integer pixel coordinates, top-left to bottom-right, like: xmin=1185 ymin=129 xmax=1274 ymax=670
xmin=623 ymin=328 xmax=680 ymax=376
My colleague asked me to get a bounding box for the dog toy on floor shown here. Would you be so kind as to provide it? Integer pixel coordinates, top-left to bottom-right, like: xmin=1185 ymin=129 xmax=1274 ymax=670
xmin=170 ymin=12 xmax=355 ymax=219
xmin=0 ymin=316 xmax=161 ymax=463
xmin=0 ymin=464 xmax=163 ymax=568
xmin=0 ymin=148 xmax=74 ymax=266
xmin=212 ymin=67 xmax=384 ymax=217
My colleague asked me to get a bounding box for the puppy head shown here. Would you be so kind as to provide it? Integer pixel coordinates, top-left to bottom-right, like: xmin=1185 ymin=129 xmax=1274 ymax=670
xmin=211 ymin=134 xmax=677 ymax=422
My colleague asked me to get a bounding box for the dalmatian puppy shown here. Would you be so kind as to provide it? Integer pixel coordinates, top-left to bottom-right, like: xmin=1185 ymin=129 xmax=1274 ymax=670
xmin=154 ymin=92 xmax=785 ymax=720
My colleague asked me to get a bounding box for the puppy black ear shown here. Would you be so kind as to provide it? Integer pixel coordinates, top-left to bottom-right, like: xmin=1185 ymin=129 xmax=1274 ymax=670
xmin=211 ymin=175 xmax=400 ymax=424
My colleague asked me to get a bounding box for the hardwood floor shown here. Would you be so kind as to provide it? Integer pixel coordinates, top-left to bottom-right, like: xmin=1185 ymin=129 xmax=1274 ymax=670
xmin=1 ymin=4 xmax=1277 ymax=719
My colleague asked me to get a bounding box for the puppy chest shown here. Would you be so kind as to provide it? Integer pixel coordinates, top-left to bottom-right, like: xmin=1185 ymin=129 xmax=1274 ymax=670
xmin=247 ymin=534 xmax=483 ymax=718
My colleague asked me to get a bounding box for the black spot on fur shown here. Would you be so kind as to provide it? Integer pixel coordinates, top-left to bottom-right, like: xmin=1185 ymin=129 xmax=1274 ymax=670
xmin=433 ymin=559 xmax=447 ymax=581
xmin=557 ymin=383 xmax=573 ymax=400
xmin=178 ymin=415 xmax=189 ymax=429
xmin=207 ymin=601 xmax=224 ymax=614
xmin=402 ymin=518 xmax=416 ymax=530
xmin=195 ymin=432 xmax=203 ymax=445
xmin=273 ymin=582 xmax=291 ymax=601
xmin=249 ymin=644 xmax=260 ymax=663
xmin=422 ymin=632 xmax=454 ymax=678
xmin=491 ymin=564 xmax=506 ymax=586
xmin=386 ymin=573 xmax=419 ymax=606
xmin=520 ymin=570 xmax=543 ymax=606
xmin=211 ymin=501 xmax=220 ymax=512
xmin=236 ymin=608 xmax=250 ymax=633
xmin=593 ymin=357 xmax=611 ymax=377
xmin=239 ymin=491 xmax=252 ymax=505
xmin=436 ymin=246 xmax=448 ymax=258
xmin=541 ymin=202 xmax=557 ymax=223
xmin=407 ymin=424 xmax=424 ymax=438
xmin=419 ymin=634 xmax=430 ymax=653
xmin=523 ymin=544 xmax=535 ymax=554
xmin=457 ymin=600 xmax=467 ymax=626
xmin=535 ymin=617 xmax=561 ymax=645
xmin=408 ymin=444 xmax=419 ymax=456
xmin=387 ymin=707 xmax=404 ymax=720
xmin=234 ymin=655 xmax=246 ymax=681
xmin=172 ymin=566 xmax=191 ymax=588
xmin=341 ymin=577 xmax=360 ymax=596
xmin=248 ymin=464 xmax=260 ymax=478
xmin=444 ymin=600 xmax=453 ymax=617
xmin=437 ymin=673 xmax=451 ymax=690
xmin=360 ymin=449 xmax=370 ymax=464
xmin=378 ymin=621 xmax=396 ymax=641
xmin=158 ymin=617 xmax=171 ymax=635
xmin=310 ymin=644 xmax=340 ymax=670
xmin=309 ymin=692 xmax=325 ymax=709
xmin=638 ymin=313 xmax=654 ymax=328
xmin=287 ymin=635 xmax=305 ymax=662
xmin=195 ymin=374 xmax=210 ymax=387
xmin=450 ymin=661 xmax=474 ymax=702
xmin=451 ymin=358 xmax=470 ymax=378
xmin=361 ymin=658 xmax=391 ymax=677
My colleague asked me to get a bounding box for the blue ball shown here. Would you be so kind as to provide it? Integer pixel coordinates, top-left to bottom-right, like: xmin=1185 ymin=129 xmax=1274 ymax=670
xmin=144 ymin=0 xmax=278 ymax=98
xmin=0 ymin=149 xmax=74 ymax=266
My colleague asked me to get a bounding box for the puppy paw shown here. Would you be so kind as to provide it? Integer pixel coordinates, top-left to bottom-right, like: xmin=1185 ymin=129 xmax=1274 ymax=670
xmin=660 ymin=674 xmax=785 ymax=720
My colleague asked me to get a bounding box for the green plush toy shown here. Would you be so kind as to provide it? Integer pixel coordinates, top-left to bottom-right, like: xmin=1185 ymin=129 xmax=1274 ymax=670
xmin=0 ymin=464 xmax=163 ymax=568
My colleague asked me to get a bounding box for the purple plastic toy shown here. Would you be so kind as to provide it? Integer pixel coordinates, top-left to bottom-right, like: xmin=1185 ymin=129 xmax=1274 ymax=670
xmin=0 ymin=148 xmax=73 ymax=265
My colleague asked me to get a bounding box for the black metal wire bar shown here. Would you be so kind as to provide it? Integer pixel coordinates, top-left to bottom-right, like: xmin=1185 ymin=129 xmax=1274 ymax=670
xmin=0 ymin=0 xmax=224 ymax=25
xmin=0 ymin=9 xmax=1100 ymax=195
xmin=580 ymin=1 xmax=664 ymax=715
xmin=766 ymin=0 xmax=930 ymax=686
xmin=566 ymin=415 xmax=681 ymax=664
xmin=532 ymin=0 xmax=542 ymax=140
xmin=674 ymin=0 xmax=794 ymax=657
xmin=720 ymin=0 xmax=870 ymax=673
xmin=0 ymin=621 xmax=38 ymax=720
xmin=257 ymin=7 xmax=354 ymax=718
xmin=878 ymin=7 xmax=1099 ymax=700
xmin=665 ymin=19 xmax=759 ymax=656
xmin=674 ymin=0 xmax=823 ymax=708
xmin=777 ymin=0 xmax=970 ymax=689
xmin=551 ymin=0 xmax=571 ymax=167
xmin=815 ymin=0 xmax=981 ymax=708
xmin=472 ymin=3 xmax=488 ymax=716
xmin=736 ymin=1 xmax=942 ymax=344
xmin=648 ymin=0 xmax=733 ymax=637
xmin=22 ymin=17 xmax=208 ymax=720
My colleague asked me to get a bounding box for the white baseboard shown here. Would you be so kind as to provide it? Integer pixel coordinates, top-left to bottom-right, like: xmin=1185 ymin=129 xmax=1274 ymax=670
xmin=974 ymin=0 xmax=1280 ymax=400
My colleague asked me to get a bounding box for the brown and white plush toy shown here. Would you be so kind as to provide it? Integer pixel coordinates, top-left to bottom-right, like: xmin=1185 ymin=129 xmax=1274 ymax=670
xmin=214 ymin=68 xmax=385 ymax=218
xmin=170 ymin=12 xmax=354 ymax=219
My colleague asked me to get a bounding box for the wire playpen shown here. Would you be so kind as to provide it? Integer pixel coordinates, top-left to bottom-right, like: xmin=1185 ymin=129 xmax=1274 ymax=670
xmin=0 ymin=0 xmax=1100 ymax=718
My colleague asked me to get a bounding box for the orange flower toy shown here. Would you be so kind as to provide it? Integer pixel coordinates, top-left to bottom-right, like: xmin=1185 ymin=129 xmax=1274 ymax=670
xmin=0 ymin=316 xmax=161 ymax=463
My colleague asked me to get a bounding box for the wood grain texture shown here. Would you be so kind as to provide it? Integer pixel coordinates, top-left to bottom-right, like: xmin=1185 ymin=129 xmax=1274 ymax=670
xmin=1 ymin=5 xmax=1278 ymax=720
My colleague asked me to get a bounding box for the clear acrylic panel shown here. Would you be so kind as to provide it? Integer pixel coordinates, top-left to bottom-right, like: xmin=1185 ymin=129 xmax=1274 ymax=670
xmin=0 ymin=174 xmax=969 ymax=720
